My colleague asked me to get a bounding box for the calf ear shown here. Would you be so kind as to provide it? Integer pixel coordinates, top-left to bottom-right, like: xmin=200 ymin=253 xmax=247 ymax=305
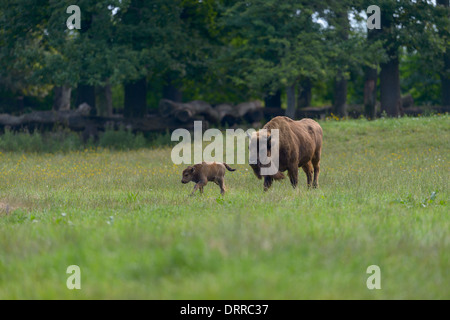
xmin=266 ymin=135 xmax=272 ymax=150
xmin=190 ymin=166 xmax=195 ymax=173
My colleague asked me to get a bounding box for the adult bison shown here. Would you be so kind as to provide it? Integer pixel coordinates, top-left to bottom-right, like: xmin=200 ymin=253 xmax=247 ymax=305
xmin=248 ymin=116 xmax=323 ymax=191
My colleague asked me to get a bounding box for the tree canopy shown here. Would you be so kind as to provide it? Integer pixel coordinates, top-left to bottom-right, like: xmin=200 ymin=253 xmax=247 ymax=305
xmin=0 ymin=0 xmax=448 ymax=117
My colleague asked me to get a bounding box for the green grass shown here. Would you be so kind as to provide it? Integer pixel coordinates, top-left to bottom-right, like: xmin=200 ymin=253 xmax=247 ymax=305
xmin=0 ymin=115 xmax=449 ymax=299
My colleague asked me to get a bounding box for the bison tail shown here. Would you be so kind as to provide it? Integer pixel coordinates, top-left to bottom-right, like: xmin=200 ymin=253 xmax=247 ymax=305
xmin=272 ymin=171 xmax=285 ymax=180
xmin=223 ymin=163 xmax=236 ymax=172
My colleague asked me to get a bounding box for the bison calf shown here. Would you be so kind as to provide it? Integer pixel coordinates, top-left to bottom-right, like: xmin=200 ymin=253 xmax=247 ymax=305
xmin=181 ymin=162 xmax=236 ymax=195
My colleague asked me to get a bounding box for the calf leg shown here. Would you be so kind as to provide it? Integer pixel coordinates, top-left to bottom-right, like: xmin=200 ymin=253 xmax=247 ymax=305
xmin=302 ymin=162 xmax=314 ymax=188
xmin=191 ymin=181 xmax=207 ymax=195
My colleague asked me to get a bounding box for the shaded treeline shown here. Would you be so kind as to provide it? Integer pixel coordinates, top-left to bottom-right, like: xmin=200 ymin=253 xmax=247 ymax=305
xmin=0 ymin=0 xmax=449 ymax=121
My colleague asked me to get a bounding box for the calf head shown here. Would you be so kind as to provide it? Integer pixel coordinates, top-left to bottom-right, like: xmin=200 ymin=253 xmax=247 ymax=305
xmin=181 ymin=166 xmax=195 ymax=184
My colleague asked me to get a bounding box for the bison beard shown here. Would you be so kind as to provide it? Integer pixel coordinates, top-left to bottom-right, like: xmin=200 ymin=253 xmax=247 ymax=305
xmin=250 ymin=163 xmax=285 ymax=181
xmin=249 ymin=116 xmax=322 ymax=191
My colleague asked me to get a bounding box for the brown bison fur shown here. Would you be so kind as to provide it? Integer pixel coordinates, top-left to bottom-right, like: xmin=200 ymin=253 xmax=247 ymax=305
xmin=181 ymin=161 xmax=236 ymax=195
xmin=249 ymin=116 xmax=323 ymax=191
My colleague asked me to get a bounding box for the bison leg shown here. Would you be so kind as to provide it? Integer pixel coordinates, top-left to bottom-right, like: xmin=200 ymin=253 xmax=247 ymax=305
xmin=302 ymin=162 xmax=314 ymax=188
xmin=191 ymin=180 xmax=207 ymax=195
xmin=312 ymin=161 xmax=320 ymax=188
xmin=250 ymin=164 xmax=262 ymax=180
xmin=263 ymin=176 xmax=273 ymax=191
xmin=217 ymin=178 xmax=226 ymax=195
xmin=287 ymin=167 xmax=298 ymax=189
xmin=191 ymin=184 xmax=200 ymax=195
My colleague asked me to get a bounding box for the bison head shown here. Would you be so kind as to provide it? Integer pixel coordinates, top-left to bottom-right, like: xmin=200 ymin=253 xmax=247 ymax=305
xmin=247 ymin=130 xmax=282 ymax=179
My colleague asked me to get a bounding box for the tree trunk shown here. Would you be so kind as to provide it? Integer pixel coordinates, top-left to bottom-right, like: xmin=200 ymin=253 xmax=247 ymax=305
xmin=437 ymin=0 xmax=450 ymax=106
xmin=364 ymin=67 xmax=377 ymax=119
xmin=286 ymin=84 xmax=296 ymax=119
xmin=163 ymin=83 xmax=183 ymax=103
xmin=76 ymin=84 xmax=96 ymax=115
xmin=0 ymin=111 xmax=209 ymax=133
xmin=16 ymin=96 xmax=24 ymax=114
xmin=124 ymin=78 xmax=147 ymax=118
xmin=332 ymin=8 xmax=349 ymax=117
xmin=97 ymin=83 xmax=113 ymax=116
xmin=364 ymin=27 xmax=378 ymax=119
xmin=159 ymin=99 xmax=219 ymax=123
xmin=163 ymin=72 xmax=182 ymax=102
xmin=53 ymin=86 xmax=72 ymax=111
xmin=333 ymin=71 xmax=348 ymax=117
xmin=380 ymin=53 xmax=401 ymax=116
xmin=379 ymin=9 xmax=401 ymax=117
xmin=163 ymin=72 xmax=183 ymax=102
xmin=264 ymin=90 xmax=281 ymax=108
xmin=442 ymin=54 xmax=450 ymax=106
xmin=297 ymin=78 xmax=312 ymax=108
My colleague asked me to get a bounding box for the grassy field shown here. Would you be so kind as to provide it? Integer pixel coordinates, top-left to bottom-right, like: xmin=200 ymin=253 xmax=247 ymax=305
xmin=0 ymin=115 xmax=448 ymax=299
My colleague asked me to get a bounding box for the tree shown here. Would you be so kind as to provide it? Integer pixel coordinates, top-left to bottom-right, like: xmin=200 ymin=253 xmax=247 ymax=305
xmin=297 ymin=78 xmax=312 ymax=109
xmin=163 ymin=72 xmax=183 ymax=102
xmin=379 ymin=4 xmax=401 ymax=116
xmin=97 ymin=82 xmax=113 ymax=116
xmin=264 ymin=89 xmax=282 ymax=108
xmin=363 ymin=29 xmax=378 ymax=119
xmin=53 ymin=86 xmax=71 ymax=111
xmin=1 ymin=0 xmax=447 ymax=121
xmin=117 ymin=0 xmax=219 ymax=116
xmin=124 ymin=78 xmax=147 ymax=118
xmin=220 ymin=0 xmax=328 ymax=118
xmin=324 ymin=1 xmax=384 ymax=118
xmin=330 ymin=5 xmax=350 ymax=117
xmin=363 ymin=0 xmax=448 ymax=116
xmin=1 ymin=0 xmax=127 ymax=114
xmin=437 ymin=0 xmax=450 ymax=106
xmin=0 ymin=0 xmax=52 ymax=111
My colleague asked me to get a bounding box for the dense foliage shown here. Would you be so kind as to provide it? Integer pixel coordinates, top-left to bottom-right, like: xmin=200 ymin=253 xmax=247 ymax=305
xmin=0 ymin=0 xmax=448 ymax=116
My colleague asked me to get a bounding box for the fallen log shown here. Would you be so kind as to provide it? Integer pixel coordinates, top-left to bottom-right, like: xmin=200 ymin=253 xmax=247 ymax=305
xmin=0 ymin=110 xmax=86 ymax=130
xmin=401 ymin=94 xmax=414 ymax=109
xmin=159 ymin=99 xmax=220 ymax=123
xmin=159 ymin=99 xmax=264 ymax=125
xmin=0 ymin=114 xmax=23 ymax=126
xmin=0 ymin=110 xmax=209 ymax=134
xmin=296 ymin=106 xmax=332 ymax=119
xmin=402 ymin=106 xmax=450 ymax=116
xmin=214 ymin=103 xmax=237 ymax=125
xmin=213 ymin=100 xmax=264 ymax=125
xmin=236 ymin=101 xmax=264 ymax=123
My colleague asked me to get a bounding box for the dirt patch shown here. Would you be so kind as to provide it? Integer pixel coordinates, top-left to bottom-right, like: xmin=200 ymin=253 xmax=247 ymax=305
xmin=0 ymin=202 xmax=15 ymax=215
